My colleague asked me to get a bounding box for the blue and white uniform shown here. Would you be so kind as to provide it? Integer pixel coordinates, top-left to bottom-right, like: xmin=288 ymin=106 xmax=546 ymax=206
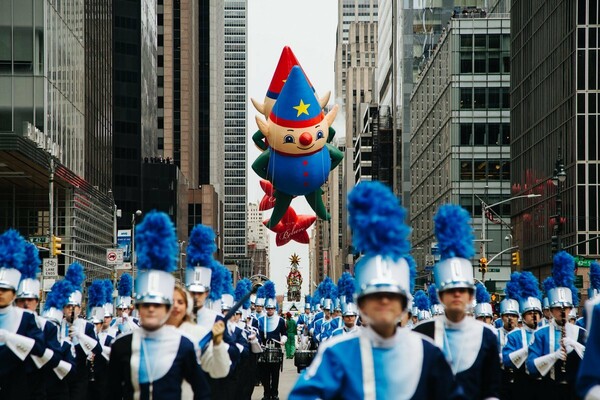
xmin=331 ymin=324 xmax=360 ymax=337
xmin=0 ymin=305 xmax=46 ymax=398
xmin=108 ymin=326 xmax=210 ymax=400
xmin=577 ymin=301 xmax=600 ymax=399
xmin=291 ymin=326 xmax=458 ymax=399
xmin=502 ymin=324 xmax=539 ymax=397
xmin=257 ymin=313 xmax=287 ymax=399
xmin=526 ymin=320 xmax=586 ymax=399
xmin=413 ymin=315 xmax=501 ymax=399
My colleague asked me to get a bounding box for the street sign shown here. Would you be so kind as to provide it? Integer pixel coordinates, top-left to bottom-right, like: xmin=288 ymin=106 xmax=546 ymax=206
xmin=106 ymin=248 xmax=124 ymax=265
xmin=30 ymin=236 xmax=49 ymax=244
xmin=43 ymin=258 xmax=58 ymax=277
xmin=575 ymin=256 xmax=594 ymax=267
xmin=43 ymin=278 xmax=56 ymax=292
xmin=116 ymin=262 xmax=132 ymax=270
xmin=487 ymin=268 xmax=500 ymax=273
xmin=431 ymin=242 xmax=440 ymax=262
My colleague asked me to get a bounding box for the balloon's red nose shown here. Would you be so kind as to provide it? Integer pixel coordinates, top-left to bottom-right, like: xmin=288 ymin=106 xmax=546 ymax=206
xmin=299 ymin=132 xmax=312 ymax=146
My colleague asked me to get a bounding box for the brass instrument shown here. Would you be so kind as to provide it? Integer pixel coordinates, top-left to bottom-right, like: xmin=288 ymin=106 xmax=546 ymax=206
xmin=558 ymin=307 xmax=568 ymax=384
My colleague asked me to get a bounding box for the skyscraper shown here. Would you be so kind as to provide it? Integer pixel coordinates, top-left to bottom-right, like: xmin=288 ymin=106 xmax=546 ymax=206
xmin=0 ymin=0 xmax=114 ymax=278
xmin=223 ymin=0 xmax=248 ymax=260
xmin=511 ymin=0 xmax=599 ymax=278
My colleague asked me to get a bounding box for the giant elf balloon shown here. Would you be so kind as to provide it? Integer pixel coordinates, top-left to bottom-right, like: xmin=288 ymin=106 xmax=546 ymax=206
xmin=254 ymin=65 xmax=343 ymax=228
xmin=251 ymin=46 xmax=330 ymax=151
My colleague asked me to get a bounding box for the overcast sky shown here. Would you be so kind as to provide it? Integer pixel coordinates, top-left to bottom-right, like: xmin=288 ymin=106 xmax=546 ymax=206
xmin=247 ymin=0 xmax=339 ymax=299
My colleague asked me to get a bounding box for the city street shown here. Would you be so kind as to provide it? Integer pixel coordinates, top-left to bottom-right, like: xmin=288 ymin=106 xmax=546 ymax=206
xmin=252 ymin=358 xmax=301 ymax=400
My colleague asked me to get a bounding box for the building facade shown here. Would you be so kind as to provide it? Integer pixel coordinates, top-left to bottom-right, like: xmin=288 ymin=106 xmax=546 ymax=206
xmin=410 ymin=14 xmax=512 ymax=289
xmin=0 ymin=0 xmax=114 ymax=282
xmin=511 ymin=0 xmax=599 ymax=294
xmin=335 ymin=0 xmax=378 ymax=273
xmin=113 ymin=0 xmax=157 ymax=231
xmin=223 ymin=0 xmax=248 ymax=261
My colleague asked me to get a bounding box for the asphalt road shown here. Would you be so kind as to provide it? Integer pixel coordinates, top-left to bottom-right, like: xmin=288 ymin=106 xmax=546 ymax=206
xmin=251 ymin=357 xmax=303 ymax=399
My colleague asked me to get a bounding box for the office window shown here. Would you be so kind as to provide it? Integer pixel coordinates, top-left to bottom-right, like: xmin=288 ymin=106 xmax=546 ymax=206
xmin=460 ymin=124 xmax=472 ymax=145
xmin=460 ymin=88 xmax=472 ymax=109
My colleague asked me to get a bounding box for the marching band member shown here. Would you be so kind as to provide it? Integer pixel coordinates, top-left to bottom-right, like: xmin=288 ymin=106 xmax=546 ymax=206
xmin=331 ymin=301 xmax=360 ymax=337
xmin=577 ymin=297 xmax=600 ymax=399
xmin=526 ymin=251 xmax=586 ymax=399
xmin=42 ymin=280 xmax=77 ymax=399
xmin=540 ymin=296 xmax=552 ymax=327
xmin=16 ymin=240 xmax=66 ymax=399
xmin=87 ymin=279 xmax=115 ymax=400
xmin=0 ymin=230 xmax=46 ymax=398
xmin=502 ymin=271 xmax=543 ymax=398
xmin=257 ymin=281 xmax=287 ymax=400
xmin=497 ymin=272 xmax=521 ymax=398
xmin=60 ymin=262 xmax=103 ymax=400
xmin=113 ymin=273 xmax=139 ymax=335
xmin=291 ymin=181 xmax=458 ymax=399
xmin=474 ymin=282 xmax=494 ymax=325
xmin=428 ymin=284 xmax=445 ymax=318
xmin=108 ymin=211 xmax=210 ymax=400
xmin=234 ymin=278 xmax=262 ymax=400
xmin=413 ymin=204 xmax=501 ymax=399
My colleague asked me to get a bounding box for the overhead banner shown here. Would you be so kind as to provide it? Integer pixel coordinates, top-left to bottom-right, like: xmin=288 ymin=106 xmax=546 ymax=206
xmin=117 ymin=229 xmax=132 ymax=262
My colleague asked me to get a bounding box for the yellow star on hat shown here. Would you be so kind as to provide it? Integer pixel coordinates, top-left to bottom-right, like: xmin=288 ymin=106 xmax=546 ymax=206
xmin=293 ymin=99 xmax=310 ymax=117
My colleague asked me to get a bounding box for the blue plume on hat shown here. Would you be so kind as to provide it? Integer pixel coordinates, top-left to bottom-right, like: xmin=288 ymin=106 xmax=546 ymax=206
xmin=20 ymin=242 xmax=41 ymax=279
xmin=263 ymin=280 xmax=276 ymax=299
xmin=0 ymin=229 xmax=25 ymax=270
xmin=88 ymin=280 xmax=106 ymax=308
xmin=135 ymin=211 xmax=178 ymax=273
xmin=65 ymin=262 xmax=85 ymax=290
xmin=428 ymin=284 xmax=439 ymax=305
xmin=235 ymin=278 xmax=253 ymax=309
xmin=320 ymin=276 xmax=337 ymax=300
xmin=552 ymin=251 xmax=575 ymax=288
xmin=208 ymin=264 xmax=228 ymax=301
xmin=222 ymin=268 xmax=234 ymax=296
xmin=337 ymin=272 xmax=355 ymax=302
xmin=186 ymin=225 xmax=217 ymax=269
xmin=434 ymin=205 xmax=475 ymax=260
xmin=101 ymin=279 xmax=114 ymax=304
xmin=590 ymin=261 xmax=600 ymax=290
xmin=475 ymin=282 xmax=491 ymax=303
xmin=414 ymin=290 xmax=430 ymax=310
xmin=405 ymin=254 xmax=417 ymax=293
xmin=552 ymin=251 xmax=579 ymax=306
xmin=305 ymin=294 xmax=312 ymax=306
xmin=44 ymin=280 xmax=73 ymax=310
xmin=256 ymin=284 xmax=266 ymax=299
xmin=518 ymin=271 xmax=541 ymax=300
xmin=542 ymin=276 xmax=555 ymax=293
xmin=118 ymin=273 xmax=132 ymax=296
xmin=311 ymin=287 xmax=322 ymax=306
xmin=505 ymin=272 xmax=522 ymax=300
xmin=347 ymin=181 xmax=411 ymax=259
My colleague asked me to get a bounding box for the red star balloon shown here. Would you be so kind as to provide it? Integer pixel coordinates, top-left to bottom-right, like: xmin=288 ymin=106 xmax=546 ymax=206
xmin=259 ymin=180 xmax=276 ymax=211
xmin=264 ymin=207 xmax=316 ymax=246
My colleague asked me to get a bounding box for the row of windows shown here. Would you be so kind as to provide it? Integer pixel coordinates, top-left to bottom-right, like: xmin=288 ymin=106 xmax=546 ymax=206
xmin=459 ymin=87 xmax=510 ymax=109
xmin=115 ymin=41 xmax=137 ymax=55
xmin=459 ymin=123 xmax=510 ymax=146
xmin=460 ymin=159 xmax=510 ymax=181
xmin=460 ymin=51 xmax=510 ymax=74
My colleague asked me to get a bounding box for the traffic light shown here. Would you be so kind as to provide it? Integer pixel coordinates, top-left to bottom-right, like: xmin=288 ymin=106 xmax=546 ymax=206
xmin=511 ymin=251 xmax=520 ymax=267
xmin=551 ymin=235 xmax=559 ymax=253
xmin=478 ymin=257 xmax=488 ymax=273
xmin=51 ymin=235 xmax=62 ymax=257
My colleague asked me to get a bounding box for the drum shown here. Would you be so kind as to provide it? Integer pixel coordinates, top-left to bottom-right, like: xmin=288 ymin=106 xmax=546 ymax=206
xmin=294 ymin=350 xmax=316 ymax=371
xmin=257 ymin=347 xmax=283 ymax=364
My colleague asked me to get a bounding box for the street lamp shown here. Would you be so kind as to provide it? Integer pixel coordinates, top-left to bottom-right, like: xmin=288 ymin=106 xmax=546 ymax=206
xmin=178 ymin=240 xmax=186 ymax=282
xmin=131 ymin=210 xmax=142 ymax=278
xmin=551 ymin=149 xmax=566 ymax=253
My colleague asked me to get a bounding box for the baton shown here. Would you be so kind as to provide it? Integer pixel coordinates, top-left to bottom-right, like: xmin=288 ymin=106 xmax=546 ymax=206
xmin=199 ymin=283 xmax=262 ymax=351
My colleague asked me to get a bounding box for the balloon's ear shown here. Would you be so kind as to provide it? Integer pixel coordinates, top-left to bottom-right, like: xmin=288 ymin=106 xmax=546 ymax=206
xmin=251 ymin=98 xmax=265 ymax=115
xmin=255 ymin=115 xmax=270 ymax=137
xmin=324 ymin=104 xmax=339 ymax=127
xmin=319 ymin=91 xmax=331 ymax=109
